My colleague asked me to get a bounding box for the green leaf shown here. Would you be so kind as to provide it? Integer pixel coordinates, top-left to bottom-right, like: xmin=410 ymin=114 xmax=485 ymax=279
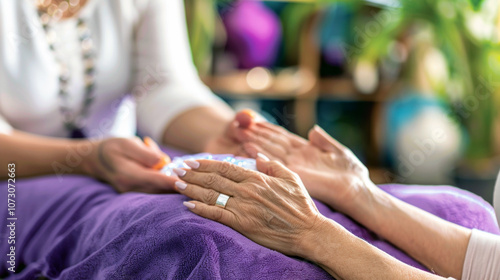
xmin=468 ymin=0 xmax=485 ymax=11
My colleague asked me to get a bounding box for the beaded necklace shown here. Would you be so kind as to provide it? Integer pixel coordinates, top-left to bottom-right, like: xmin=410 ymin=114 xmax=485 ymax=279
xmin=37 ymin=0 xmax=96 ymax=138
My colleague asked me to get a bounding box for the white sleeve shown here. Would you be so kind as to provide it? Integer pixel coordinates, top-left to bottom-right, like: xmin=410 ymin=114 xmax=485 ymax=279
xmin=494 ymin=172 xmax=500 ymax=226
xmin=461 ymin=229 xmax=500 ymax=280
xmin=133 ymin=0 xmax=229 ymax=142
xmin=0 ymin=112 xmax=12 ymax=134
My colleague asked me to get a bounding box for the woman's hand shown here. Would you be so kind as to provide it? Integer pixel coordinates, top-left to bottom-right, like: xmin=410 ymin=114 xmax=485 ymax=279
xmin=84 ymin=137 xmax=176 ymax=193
xmin=174 ymin=157 xmax=446 ymax=280
xmin=174 ymin=157 xmax=330 ymax=257
xmin=240 ymin=123 xmax=376 ymax=214
xmin=203 ymin=109 xmax=265 ymax=156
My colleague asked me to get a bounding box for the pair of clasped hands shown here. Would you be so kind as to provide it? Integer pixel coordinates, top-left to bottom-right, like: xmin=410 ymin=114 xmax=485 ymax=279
xmin=89 ymin=109 xmax=375 ymax=265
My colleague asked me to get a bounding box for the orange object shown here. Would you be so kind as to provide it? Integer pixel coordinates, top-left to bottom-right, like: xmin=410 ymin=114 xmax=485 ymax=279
xmin=143 ymin=136 xmax=154 ymax=148
xmin=144 ymin=136 xmax=171 ymax=170
xmin=152 ymin=156 xmax=170 ymax=170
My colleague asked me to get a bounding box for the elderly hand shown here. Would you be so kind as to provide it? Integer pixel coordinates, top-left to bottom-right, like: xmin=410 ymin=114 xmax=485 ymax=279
xmin=84 ymin=137 xmax=176 ymax=193
xmin=173 ymin=156 xmax=330 ymax=257
xmin=240 ymin=123 xmax=376 ymax=215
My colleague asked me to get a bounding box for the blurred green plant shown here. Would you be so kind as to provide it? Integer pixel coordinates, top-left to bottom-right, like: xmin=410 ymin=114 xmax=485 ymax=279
xmin=185 ymin=0 xmax=499 ymax=162
xmin=356 ymin=0 xmax=500 ymax=162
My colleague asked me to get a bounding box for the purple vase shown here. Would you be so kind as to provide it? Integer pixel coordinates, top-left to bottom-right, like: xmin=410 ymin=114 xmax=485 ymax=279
xmin=222 ymin=1 xmax=282 ymax=69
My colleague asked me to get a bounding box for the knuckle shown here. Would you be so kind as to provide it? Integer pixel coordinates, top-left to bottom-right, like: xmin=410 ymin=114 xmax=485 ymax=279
xmin=205 ymin=173 xmax=220 ymax=187
xmin=203 ymin=190 xmax=219 ymax=204
xmin=252 ymin=173 xmax=267 ymax=184
xmin=217 ymin=162 xmax=233 ymax=176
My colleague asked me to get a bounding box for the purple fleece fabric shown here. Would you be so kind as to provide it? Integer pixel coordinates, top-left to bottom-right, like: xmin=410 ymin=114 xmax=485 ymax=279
xmin=1 ymin=165 xmax=498 ymax=279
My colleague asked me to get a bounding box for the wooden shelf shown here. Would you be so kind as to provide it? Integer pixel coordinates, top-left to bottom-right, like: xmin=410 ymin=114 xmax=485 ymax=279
xmin=203 ymin=73 xmax=398 ymax=102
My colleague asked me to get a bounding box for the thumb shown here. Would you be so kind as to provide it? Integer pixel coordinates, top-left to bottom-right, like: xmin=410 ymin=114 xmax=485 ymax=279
xmin=256 ymin=153 xmax=295 ymax=180
xmin=124 ymin=138 xmax=170 ymax=169
xmin=143 ymin=137 xmax=171 ymax=170
xmin=225 ymin=109 xmax=261 ymax=142
xmin=308 ymin=125 xmax=345 ymax=153
xmin=235 ymin=109 xmax=267 ymax=129
xmin=235 ymin=109 xmax=255 ymax=129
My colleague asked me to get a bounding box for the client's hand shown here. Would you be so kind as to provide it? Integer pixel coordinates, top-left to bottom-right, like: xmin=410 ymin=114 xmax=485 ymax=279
xmin=84 ymin=137 xmax=176 ymax=193
xmin=241 ymin=123 xmax=375 ymax=214
xmin=174 ymin=157 xmax=330 ymax=257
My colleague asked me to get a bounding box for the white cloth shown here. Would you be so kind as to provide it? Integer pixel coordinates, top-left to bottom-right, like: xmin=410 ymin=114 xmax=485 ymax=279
xmin=0 ymin=0 xmax=227 ymax=141
xmin=461 ymin=172 xmax=500 ymax=280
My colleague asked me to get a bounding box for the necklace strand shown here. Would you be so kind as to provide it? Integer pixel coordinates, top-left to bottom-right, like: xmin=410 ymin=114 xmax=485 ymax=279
xmin=37 ymin=1 xmax=96 ymax=138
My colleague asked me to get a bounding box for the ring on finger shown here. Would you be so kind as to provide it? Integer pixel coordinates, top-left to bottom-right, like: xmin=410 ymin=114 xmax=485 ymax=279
xmin=215 ymin=193 xmax=231 ymax=209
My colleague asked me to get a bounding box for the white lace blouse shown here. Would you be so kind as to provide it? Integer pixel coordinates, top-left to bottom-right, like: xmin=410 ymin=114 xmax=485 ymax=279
xmin=0 ymin=0 xmax=226 ymax=141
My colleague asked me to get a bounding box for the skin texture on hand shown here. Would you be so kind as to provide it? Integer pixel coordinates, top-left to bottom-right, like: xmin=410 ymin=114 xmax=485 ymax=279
xmin=174 ymin=157 xmax=325 ymax=257
xmin=234 ymin=120 xmax=470 ymax=279
xmin=240 ymin=123 xmax=374 ymax=214
xmin=174 ymin=158 xmax=446 ymax=280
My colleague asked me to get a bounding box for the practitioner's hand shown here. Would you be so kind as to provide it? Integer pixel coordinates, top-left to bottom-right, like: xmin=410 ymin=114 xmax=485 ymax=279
xmin=242 ymin=123 xmax=376 ymax=214
xmin=204 ymin=109 xmax=263 ymax=156
xmin=84 ymin=137 xmax=176 ymax=193
xmin=175 ymin=157 xmax=332 ymax=257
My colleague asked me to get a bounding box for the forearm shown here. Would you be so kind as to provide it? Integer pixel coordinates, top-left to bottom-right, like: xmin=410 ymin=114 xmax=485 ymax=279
xmin=346 ymin=183 xmax=471 ymax=279
xmin=0 ymin=130 xmax=97 ymax=179
xmin=161 ymin=105 xmax=234 ymax=152
xmin=300 ymin=219 xmax=444 ymax=280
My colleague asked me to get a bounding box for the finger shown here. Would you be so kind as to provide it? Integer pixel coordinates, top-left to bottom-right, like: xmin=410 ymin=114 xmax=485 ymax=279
xmin=241 ymin=131 xmax=288 ymax=160
xmin=185 ymin=159 xmax=255 ymax=183
xmin=256 ymin=122 xmax=307 ymax=147
xmin=143 ymin=136 xmax=171 ymax=169
xmin=139 ymin=169 xmax=178 ymax=193
xmin=255 ymin=156 xmax=296 ymax=180
xmin=112 ymin=161 xmax=176 ymax=193
xmin=308 ymin=125 xmax=346 ymax=153
xmin=235 ymin=109 xmax=256 ymax=128
xmin=176 ymin=181 xmax=220 ymax=205
xmin=248 ymin=126 xmax=291 ymax=153
xmin=143 ymin=136 xmax=161 ymax=153
xmin=122 ymin=138 xmax=168 ymax=168
xmin=183 ymin=200 xmax=235 ymax=225
xmin=242 ymin=142 xmax=284 ymax=163
xmin=174 ymin=166 xmax=239 ymax=195
xmin=227 ymin=109 xmax=265 ymax=142
xmin=176 ymin=181 xmax=237 ymax=210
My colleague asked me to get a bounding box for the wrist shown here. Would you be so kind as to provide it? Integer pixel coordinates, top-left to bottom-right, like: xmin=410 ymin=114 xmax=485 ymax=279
xmin=296 ymin=216 xmax=346 ymax=263
xmin=346 ymin=179 xmax=392 ymax=233
xmin=77 ymin=139 xmax=102 ymax=177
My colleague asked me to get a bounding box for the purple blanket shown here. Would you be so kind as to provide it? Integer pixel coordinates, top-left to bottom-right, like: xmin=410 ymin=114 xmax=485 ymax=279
xmin=1 ymin=170 xmax=499 ymax=279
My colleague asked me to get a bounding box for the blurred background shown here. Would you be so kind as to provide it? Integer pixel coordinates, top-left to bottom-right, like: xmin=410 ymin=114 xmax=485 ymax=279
xmin=183 ymin=0 xmax=500 ymax=202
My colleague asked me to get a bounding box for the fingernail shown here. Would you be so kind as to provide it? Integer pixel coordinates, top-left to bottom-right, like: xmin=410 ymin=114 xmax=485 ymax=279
xmin=257 ymin=153 xmax=270 ymax=161
xmin=183 ymin=201 xmax=196 ymax=209
xmin=184 ymin=160 xmax=200 ymax=169
xmin=175 ymin=181 xmax=187 ymax=190
xmin=173 ymin=168 xmax=186 ymax=177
